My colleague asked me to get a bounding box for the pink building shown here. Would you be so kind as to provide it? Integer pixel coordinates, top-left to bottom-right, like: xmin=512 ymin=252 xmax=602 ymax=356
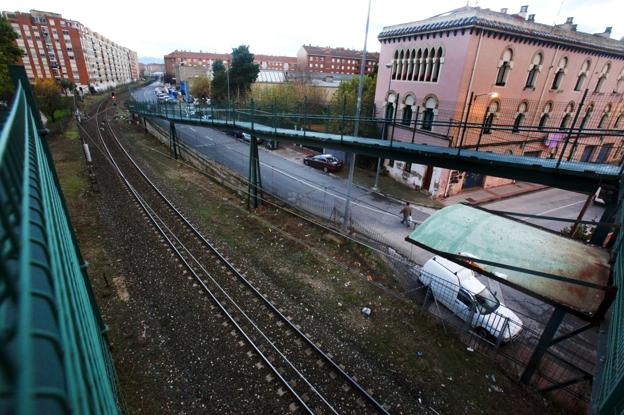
xmin=375 ymin=6 xmax=624 ymax=198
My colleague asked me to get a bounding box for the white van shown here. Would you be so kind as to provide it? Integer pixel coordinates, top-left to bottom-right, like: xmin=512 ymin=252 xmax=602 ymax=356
xmin=420 ymin=255 xmax=523 ymax=342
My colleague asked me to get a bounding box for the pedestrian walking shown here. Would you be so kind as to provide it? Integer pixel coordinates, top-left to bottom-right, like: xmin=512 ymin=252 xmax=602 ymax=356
xmin=400 ymin=201 xmax=413 ymax=228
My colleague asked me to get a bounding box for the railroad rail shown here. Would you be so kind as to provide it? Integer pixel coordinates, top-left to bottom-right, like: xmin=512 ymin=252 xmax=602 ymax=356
xmin=84 ymin=99 xmax=391 ymax=414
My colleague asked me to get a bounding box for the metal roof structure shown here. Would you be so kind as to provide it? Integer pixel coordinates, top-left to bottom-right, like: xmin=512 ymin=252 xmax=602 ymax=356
xmin=405 ymin=204 xmax=611 ymax=315
xmin=256 ymin=70 xmax=286 ymax=83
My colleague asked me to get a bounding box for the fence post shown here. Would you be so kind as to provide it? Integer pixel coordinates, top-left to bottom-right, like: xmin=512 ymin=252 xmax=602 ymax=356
xmin=411 ymin=106 xmax=420 ymax=144
xmin=557 ymin=88 xmax=588 ymax=167
xmin=303 ymin=95 xmax=307 ymax=138
xmin=457 ymin=91 xmax=474 ymax=156
xmin=390 ymin=93 xmax=399 ymax=146
xmin=251 ymin=99 xmax=255 ymax=132
xmin=340 ymin=95 xmax=346 ymax=142
xmin=520 ymin=307 xmax=566 ymax=384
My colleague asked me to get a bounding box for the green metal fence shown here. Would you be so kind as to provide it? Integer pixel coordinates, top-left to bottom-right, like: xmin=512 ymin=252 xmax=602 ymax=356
xmin=0 ymin=82 xmax=120 ymax=414
xmin=594 ymin=182 xmax=624 ymax=415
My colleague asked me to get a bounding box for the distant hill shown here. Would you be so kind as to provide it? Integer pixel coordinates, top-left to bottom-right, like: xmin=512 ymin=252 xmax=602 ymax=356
xmin=139 ymin=56 xmax=164 ymax=64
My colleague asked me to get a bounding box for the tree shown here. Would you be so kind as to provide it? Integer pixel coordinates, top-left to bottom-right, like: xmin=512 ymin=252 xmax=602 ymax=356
xmin=190 ymin=75 xmax=211 ymax=100
xmin=211 ymin=60 xmax=228 ymax=102
xmin=329 ymin=74 xmax=378 ymax=136
xmin=0 ymin=15 xmax=24 ymax=102
xmin=229 ymin=45 xmax=259 ymax=102
xmin=59 ymin=78 xmax=75 ymax=96
xmin=33 ymin=79 xmax=62 ymax=121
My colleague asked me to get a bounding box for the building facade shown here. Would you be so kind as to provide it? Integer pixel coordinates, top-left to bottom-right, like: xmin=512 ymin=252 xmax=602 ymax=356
xmin=4 ymin=9 xmax=139 ymax=90
xmin=164 ymin=50 xmax=297 ymax=78
xmin=297 ymin=45 xmax=379 ymax=75
xmin=375 ymin=6 xmax=624 ymax=198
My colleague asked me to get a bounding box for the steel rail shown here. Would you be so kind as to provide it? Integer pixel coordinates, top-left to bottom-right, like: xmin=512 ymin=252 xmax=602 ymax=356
xmin=108 ymin=103 xmax=391 ymax=415
xmin=92 ymin=100 xmax=317 ymax=414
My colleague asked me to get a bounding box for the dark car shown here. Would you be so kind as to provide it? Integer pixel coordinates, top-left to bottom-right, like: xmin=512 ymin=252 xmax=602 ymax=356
xmin=240 ymin=132 xmax=264 ymax=145
xmin=224 ymin=129 xmax=244 ymax=139
xmin=303 ymin=154 xmax=343 ymax=173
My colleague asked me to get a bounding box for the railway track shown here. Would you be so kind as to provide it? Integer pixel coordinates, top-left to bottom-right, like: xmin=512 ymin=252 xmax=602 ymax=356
xmin=84 ymin=99 xmax=391 ymax=414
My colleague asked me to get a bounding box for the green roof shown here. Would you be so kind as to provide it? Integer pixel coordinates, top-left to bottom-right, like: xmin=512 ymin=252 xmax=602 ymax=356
xmin=407 ymin=204 xmax=610 ymax=314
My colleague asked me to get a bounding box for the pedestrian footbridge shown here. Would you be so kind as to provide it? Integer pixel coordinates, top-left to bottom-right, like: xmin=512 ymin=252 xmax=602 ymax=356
xmin=127 ymin=100 xmax=622 ymax=194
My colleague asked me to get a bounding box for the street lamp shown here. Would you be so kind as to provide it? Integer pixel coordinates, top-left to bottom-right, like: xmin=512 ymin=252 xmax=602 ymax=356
xmin=457 ymin=91 xmax=498 ymax=150
xmin=372 ymin=62 xmax=394 ymax=191
xmin=342 ymin=0 xmax=372 ymax=232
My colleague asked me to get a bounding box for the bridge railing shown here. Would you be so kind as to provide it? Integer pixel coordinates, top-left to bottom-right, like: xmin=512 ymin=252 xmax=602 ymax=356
xmin=128 ymin=97 xmax=624 ymax=177
xmin=593 ymin=181 xmax=624 ymax=414
xmin=0 ymin=82 xmax=120 ymax=414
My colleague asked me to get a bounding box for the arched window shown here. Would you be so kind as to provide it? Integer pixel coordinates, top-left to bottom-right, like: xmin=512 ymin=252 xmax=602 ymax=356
xmin=402 ymin=95 xmax=415 ymax=126
xmin=551 ymin=57 xmax=568 ymax=90
xmin=496 ymin=48 xmax=513 ymax=86
xmin=512 ymin=102 xmax=528 ymax=133
xmin=538 ymin=102 xmax=552 ymax=131
xmin=391 ymin=50 xmax=399 ymax=79
xmin=407 ymin=49 xmax=416 ymax=81
xmin=559 ymin=102 xmax=574 ymax=130
xmin=432 ymin=47 xmax=444 ymax=82
xmin=615 ymin=113 xmax=623 ymax=128
xmin=614 ymin=69 xmax=624 ymax=94
xmin=402 ymin=50 xmax=410 ymax=80
xmin=483 ymin=101 xmax=499 ymax=134
xmin=594 ymin=63 xmax=610 ymax=93
xmin=419 ymin=49 xmax=429 ymax=82
xmin=598 ymin=105 xmax=611 ymax=129
xmin=425 ymin=48 xmax=435 ymax=82
xmin=579 ymin=105 xmax=593 ymax=129
xmin=397 ymin=50 xmax=404 ymax=81
xmin=421 ymin=96 xmax=438 ymax=131
xmin=414 ymin=49 xmax=422 ymax=81
xmin=575 ymin=60 xmax=590 ymax=91
xmin=385 ymin=92 xmax=397 ymax=121
xmin=525 ymin=53 xmax=542 ymax=88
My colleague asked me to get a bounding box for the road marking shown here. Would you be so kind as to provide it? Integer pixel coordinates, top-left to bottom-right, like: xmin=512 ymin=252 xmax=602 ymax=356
xmin=536 ymin=200 xmax=584 ymax=216
xmin=258 ymin=161 xmax=395 ymax=218
xmin=189 ymin=127 xmax=197 ymax=132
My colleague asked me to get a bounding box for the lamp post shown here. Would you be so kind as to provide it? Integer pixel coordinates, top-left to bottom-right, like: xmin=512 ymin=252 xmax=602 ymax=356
xmin=226 ymin=62 xmax=231 ymax=122
xmin=372 ymin=62 xmax=394 ymax=191
xmin=458 ymin=91 xmax=498 ymax=151
xmin=342 ymin=0 xmax=372 ymax=232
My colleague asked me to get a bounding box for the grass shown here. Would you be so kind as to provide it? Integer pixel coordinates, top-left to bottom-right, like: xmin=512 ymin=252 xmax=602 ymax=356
xmin=336 ymin=162 xmax=444 ymax=208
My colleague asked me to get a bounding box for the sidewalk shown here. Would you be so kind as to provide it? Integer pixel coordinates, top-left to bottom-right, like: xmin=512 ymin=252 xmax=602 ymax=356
xmin=441 ymin=182 xmax=546 ymax=206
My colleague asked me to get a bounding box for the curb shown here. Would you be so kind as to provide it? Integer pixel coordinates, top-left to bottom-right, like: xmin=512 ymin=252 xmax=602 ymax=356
xmin=457 ymin=185 xmax=548 ymax=206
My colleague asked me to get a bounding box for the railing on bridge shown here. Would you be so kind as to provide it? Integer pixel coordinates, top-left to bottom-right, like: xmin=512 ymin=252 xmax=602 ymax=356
xmin=593 ymin=180 xmax=624 ymax=414
xmin=0 ymin=82 xmax=119 ymax=414
xmin=128 ymin=95 xmax=624 ymax=179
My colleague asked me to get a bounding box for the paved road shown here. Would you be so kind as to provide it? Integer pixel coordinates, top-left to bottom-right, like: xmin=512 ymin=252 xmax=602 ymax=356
xmin=133 ymin=84 xmax=602 ymax=363
xmin=484 ymin=187 xmax=604 ymax=232
xmin=134 ymin=84 xmax=433 ymax=264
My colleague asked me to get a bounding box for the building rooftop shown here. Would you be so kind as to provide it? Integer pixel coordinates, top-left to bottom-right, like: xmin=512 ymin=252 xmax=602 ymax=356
xmin=379 ymin=6 xmax=624 ymax=56
xmin=301 ymin=45 xmax=380 ymax=60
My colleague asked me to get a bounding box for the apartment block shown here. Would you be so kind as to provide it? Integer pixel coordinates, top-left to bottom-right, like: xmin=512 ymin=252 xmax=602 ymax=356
xmin=4 ymin=9 xmax=139 ymax=90
xmin=297 ymin=45 xmax=379 ymax=75
xmin=164 ymin=50 xmax=297 ymax=78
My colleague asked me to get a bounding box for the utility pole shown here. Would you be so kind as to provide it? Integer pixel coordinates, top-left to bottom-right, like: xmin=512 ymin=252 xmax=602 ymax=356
xmin=343 ymin=0 xmax=372 ymax=232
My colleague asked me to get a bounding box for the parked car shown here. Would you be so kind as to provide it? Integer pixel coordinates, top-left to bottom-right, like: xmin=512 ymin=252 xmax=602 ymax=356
xmin=303 ymin=154 xmax=344 ymax=173
xmin=419 ymin=255 xmax=523 ymax=343
xmin=241 ymin=132 xmax=263 ymax=144
xmin=224 ymin=129 xmax=244 ymax=139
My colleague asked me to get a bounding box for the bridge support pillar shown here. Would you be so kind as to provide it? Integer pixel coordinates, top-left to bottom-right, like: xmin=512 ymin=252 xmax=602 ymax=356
xmin=248 ymin=135 xmax=263 ymax=209
xmin=169 ymin=121 xmax=179 ymax=160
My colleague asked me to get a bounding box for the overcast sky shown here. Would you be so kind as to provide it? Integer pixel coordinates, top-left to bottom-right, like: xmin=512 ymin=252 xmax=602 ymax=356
xmin=4 ymin=0 xmax=623 ymax=62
